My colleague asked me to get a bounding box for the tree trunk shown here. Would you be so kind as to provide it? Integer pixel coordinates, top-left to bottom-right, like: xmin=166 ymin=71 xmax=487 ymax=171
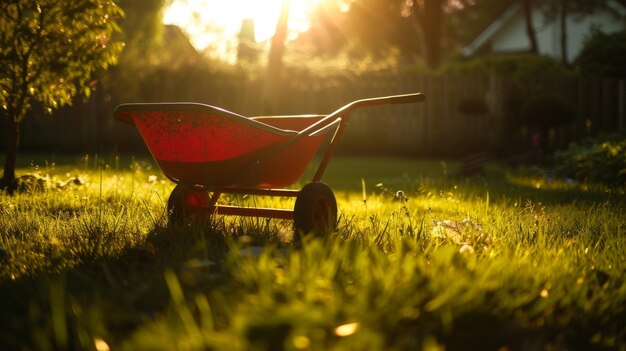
xmin=421 ymin=0 xmax=443 ymax=69
xmin=2 ymin=114 xmax=20 ymax=193
xmin=262 ymin=0 xmax=290 ymax=115
xmin=560 ymin=0 xmax=568 ymax=66
xmin=522 ymin=0 xmax=539 ymax=54
xmin=408 ymin=11 xmax=426 ymax=60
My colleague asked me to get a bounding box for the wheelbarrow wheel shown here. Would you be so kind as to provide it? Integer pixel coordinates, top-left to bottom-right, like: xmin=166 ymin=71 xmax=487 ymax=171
xmin=167 ymin=185 xmax=211 ymax=226
xmin=294 ymin=182 xmax=337 ymax=236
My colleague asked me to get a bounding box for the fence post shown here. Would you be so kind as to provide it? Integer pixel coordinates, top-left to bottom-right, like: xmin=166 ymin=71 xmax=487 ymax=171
xmin=619 ymin=79 xmax=625 ymax=132
xmin=488 ymin=73 xmax=505 ymax=153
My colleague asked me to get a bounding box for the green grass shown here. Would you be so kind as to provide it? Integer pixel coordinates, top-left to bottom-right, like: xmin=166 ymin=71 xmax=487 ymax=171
xmin=0 ymin=154 xmax=624 ymax=350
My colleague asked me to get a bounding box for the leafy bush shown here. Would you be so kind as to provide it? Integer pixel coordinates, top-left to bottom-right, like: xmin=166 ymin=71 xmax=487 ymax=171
xmin=575 ymin=28 xmax=626 ymax=80
xmin=554 ymin=135 xmax=626 ymax=187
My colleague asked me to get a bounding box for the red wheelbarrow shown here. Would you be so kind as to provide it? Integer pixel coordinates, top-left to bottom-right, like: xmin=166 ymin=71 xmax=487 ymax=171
xmin=114 ymin=93 xmax=425 ymax=233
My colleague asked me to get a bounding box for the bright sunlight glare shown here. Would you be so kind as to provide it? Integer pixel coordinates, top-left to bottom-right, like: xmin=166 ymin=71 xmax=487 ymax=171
xmin=163 ymin=0 xmax=320 ymax=61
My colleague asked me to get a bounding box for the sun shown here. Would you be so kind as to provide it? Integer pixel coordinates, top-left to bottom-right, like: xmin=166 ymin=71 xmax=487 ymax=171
xmin=163 ymin=0 xmax=320 ymax=60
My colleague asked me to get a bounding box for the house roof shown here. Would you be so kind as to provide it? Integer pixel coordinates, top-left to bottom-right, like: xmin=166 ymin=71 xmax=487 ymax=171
xmin=462 ymin=3 xmax=522 ymax=57
xmin=462 ymin=0 xmax=626 ymax=58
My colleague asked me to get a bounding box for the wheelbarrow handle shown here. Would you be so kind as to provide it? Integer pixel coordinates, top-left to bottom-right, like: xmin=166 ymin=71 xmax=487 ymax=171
xmin=242 ymin=92 xmax=426 ymax=184
xmin=349 ymin=92 xmax=426 ymax=109
xmin=297 ymin=92 xmax=425 ymax=137
xmin=327 ymin=92 xmax=425 ymax=119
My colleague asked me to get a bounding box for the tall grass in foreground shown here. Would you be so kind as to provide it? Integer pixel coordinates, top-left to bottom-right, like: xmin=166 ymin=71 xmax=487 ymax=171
xmin=0 ymin=156 xmax=624 ymax=350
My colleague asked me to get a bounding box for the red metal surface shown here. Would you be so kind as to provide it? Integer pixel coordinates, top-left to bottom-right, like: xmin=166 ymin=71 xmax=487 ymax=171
xmin=119 ymin=107 xmax=330 ymax=189
xmin=132 ymin=110 xmax=287 ymax=162
xmin=182 ymin=189 xmax=296 ymax=220
xmin=252 ymin=115 xmax=324 ymax=131
xmin=218 ymin=188 xmax=300 ymax=197
xmin=214 ymin=205 xmax=294 ymax=220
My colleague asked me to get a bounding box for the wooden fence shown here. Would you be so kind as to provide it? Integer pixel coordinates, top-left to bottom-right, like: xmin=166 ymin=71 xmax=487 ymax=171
xmin=13 ymin=72 xmax=626 ymax=158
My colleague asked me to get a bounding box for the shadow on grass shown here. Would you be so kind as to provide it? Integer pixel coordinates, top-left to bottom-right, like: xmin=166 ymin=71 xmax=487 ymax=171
xmin=0 ymin=218 xmax=239 ymax=349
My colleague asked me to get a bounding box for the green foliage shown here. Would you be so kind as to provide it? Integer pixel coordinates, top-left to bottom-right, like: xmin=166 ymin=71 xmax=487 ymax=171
xmin=575 ymin=28 xmax=626 ymax=80
xmin=0 ymin=0 xmax=123 ymax=121
xmin=104 ymin=1 xmax=221 ymax=106
xmin=554 ymin=134 xmax=626 ymax=188
xmin=323 ymin=0 xmax=419 ymax=59
xmin=116 ymin=0 xmax=165 ymax=53
xmin=441 ymin=54 xmax=570 ymax=78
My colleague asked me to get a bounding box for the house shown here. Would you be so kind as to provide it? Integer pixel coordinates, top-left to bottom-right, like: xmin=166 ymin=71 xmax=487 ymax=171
xmin=462 ymin=1 xmax=626 ymax=63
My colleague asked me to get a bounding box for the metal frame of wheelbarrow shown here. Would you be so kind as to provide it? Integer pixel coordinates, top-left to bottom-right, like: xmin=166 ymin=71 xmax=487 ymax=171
xmin=164 ymin=93 xmax=426 ymax=233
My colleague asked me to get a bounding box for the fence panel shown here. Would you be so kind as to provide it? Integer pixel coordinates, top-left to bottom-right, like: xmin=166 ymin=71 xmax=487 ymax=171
xmin=13 ymin=72 xmax=625 ymax=157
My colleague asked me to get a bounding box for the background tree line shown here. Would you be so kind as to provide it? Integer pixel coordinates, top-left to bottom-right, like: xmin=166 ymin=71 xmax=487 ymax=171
xmin=2 ymin=0 xmax=625 ymax=191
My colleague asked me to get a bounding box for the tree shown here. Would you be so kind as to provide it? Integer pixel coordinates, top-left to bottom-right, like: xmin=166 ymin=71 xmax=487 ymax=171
xmin=522 ymin=0 xmax=539 ymax=54
xmin=518 ymin=0 xmax=613 ymax=65
xmin=341 ymin=0 xmax=409 ymax=56
xmin=119 ymin=0 xmax=164 ymax=46
xmin=262 ymin=0 xmax=290 ymax=114
xmin=0 ymin=0 xmax=123 ymax=192
xmin=102 ymin=0 xmax=170 ymax=111
xmin=115 ymin=0 xmax=166 ymax=61
xmin=324 ymin=0 xmax=429 ymax=64
xmin=539 ymin=0 xmax=612 ymax=66
xmin=576 ymin=28 xmax=626 ymax=80
xmin=409 ymin=0 xmax=444 ymax=68
xmin=319 ymin=0 xmax=485 ymax=69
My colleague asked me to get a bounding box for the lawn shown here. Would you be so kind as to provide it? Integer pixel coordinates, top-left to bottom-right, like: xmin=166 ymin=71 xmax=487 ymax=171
xmin=0 ymin=154 xmax=624 ymax=350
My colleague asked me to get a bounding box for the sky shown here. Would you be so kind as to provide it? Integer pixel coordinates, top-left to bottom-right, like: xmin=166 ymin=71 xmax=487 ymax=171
xmin=162 ymin=0 xmax=322 ymax=61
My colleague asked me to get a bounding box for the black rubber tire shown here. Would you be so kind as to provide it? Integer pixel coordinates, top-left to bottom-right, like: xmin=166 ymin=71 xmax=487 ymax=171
xmin=167 ymin=185 xmax=210 ymax=226
xmin=293 ymin=182 xmax=338 ymax=236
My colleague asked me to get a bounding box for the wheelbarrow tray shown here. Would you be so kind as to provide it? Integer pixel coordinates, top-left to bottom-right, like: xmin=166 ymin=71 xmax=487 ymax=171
xmin=115 ymin=103 xmax=335 ymax=189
